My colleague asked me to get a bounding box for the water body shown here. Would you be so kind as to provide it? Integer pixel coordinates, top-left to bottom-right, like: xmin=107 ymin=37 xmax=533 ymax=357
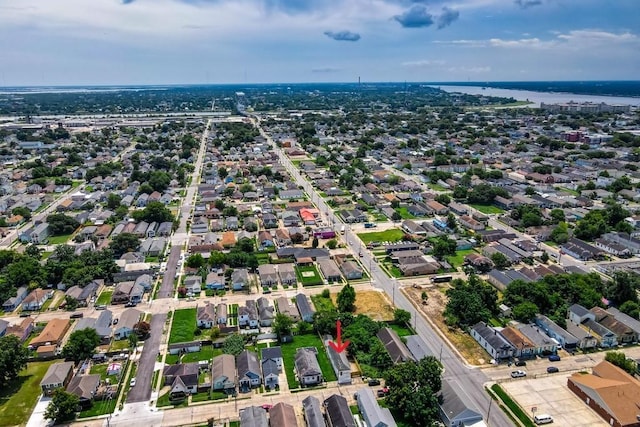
xmin=434 ymin=85 xmax=640 ymax=107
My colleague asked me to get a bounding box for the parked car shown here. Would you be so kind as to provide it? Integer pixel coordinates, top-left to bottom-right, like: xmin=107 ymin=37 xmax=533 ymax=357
xmin=70 ymin=312 xmax=83 ymax=319
xmin=130 ymin=377 xmax=136 ymax=387
xmin=514 ymin=360 xmax=527 ymax=367
xmin=548 ymin=355 xmax=561 ymax=362
xmin=510 ymin=370 xmax=527 ymax=378
xmin=547 ymin=366 xmax=559 ymax=374
xmin=95 ymin=305 xmax=107 ymax=310
xmin=368 ymin=379 xmax=381 ymax=386
xmin=112 ymin=318 xmax=119 ymax=325
xmin=19 ymin=312 xmax=31 ymax=318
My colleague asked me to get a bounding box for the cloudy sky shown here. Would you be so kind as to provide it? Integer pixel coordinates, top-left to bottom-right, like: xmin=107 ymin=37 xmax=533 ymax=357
xmin=0 ymin=0 xmax=638 ymax=85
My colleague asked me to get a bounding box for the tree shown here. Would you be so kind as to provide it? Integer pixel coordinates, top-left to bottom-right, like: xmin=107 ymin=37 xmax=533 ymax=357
xmin=540 ymin=251 xmax=550 ymax=264
xmin=432 ymin=236 xmax=456 ymax=260
xmin=446 ymin=213 xmax=457 ymax=231
xmin=393 ymin=309 xmax=411 ymax=325
xmin=109 ymin=233 xmax=141 ymax=256
xmin=311 ymin=237 xmax=319 ymax=248
xmin=185 ymin=253 xmax=205 ymax=268
xmin=0 ymin=335 xmax=30 ymax=386
xmin=391 ymin=211 xmax=402 ymax=222
xmin=490 ymin=252 xmax=510 ymax=270
xmin=550 ymin=222 xmax=569 ymax=244
xmin=46 ymin=214 xmax=80 ymax=236
xmin=326 ymin=239 xmax=338 ymax=250
xmin=24 ymin=244 xmax=43 ymax=260
xmin=128 ymin=333 xmax=139 ymax=350
xmin=434 ymin=194 xmax=450 ymax=206
xmin=44 ymin=389 xmax=79 ymax=424
xmin=607 ymin=271 xmax=640 ymax=305
xmin=12 ymin=206 xmax=31 ymax=221
xmin=619 ymin=300 xmax=640 ymax=319
xmin=272 ymin=313 xmax=293 ymax=340
xmin=222 ymin=334 xmax=245 ymax=356
xmin=64 ymin=295 xmax=79 ymax=311
xmin=62 ymin=328 xmax=101 ymax=362
xmin=132 ymin=201 xmax=174 ymax=223
xmin=106 ymin=193 xmax=122 ymax=209
xmin=134 ymin=321 xmax=151 ymax=339
xmin=337 ymin=284 xmax=356 ymax=313
xmin=550 ymin=209 xmax=565 ymax=224
xmin=384 ymin=357 xmax=443 ymax=427
xmin=605 ymin=351 xmax=637 ymax=375
xmin=512 ymin=301 xmax=539 ymax=322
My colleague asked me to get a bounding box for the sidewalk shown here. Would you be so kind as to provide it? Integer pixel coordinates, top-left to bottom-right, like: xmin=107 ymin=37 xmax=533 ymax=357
xmin=25 ymin=395 xmax=52 ymax=427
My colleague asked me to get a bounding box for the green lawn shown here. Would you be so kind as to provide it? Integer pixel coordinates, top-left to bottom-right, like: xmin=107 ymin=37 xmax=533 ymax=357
xmin=95 ymin=290 xmax=113 ymax=306
xmin=41 ymin=251 xmax=53 ymax=260
xmin=387 ymin=323 xmax=414 ymax=337
xmin=0 ymin=359 xmax=60 ymax=426
xmin=469 ymin=204 xmax=504 ymax=214
xmin=383 ymin=263 xmax=403 ymax=278
xmin=168 ymin=308 xmax=197 ymax=344
xmin=280 ymin=334 xmax=336 ymax=389
xmin=157 ymin=391 xmax=188 ymax=408
xmin=295 ymin=265 xmax=323 ymax=286
xmin=395 ymin=207 xmax=415 ymax=219
xmin=491 ymin=384 xmax=536 ymax=427
xmin=90 ymin=363 xmax=120 ymax=384
xmin=78 ymin=399 xmax=117 ymax=418
xmin=190 ymin=391 xmax=227 ymax=403
xmin=47 ymin=234 xmax=73 ymax=244
xmin=109 ymin=339 xmax=130 ymax=351
xmin=310 ymin=294 xmax=335 ymax=313
xmin=371 ymin=212 xmax=388 ymax=222
xmin=165 ymin=346 xmax=222 ymax=364
xmin=357 ymin=229 xmax=404 ymax=244
xmin=427 ymin=183 xmax=448 ymax=191
xmin=447 ymin=249 xmax=477 ymax=268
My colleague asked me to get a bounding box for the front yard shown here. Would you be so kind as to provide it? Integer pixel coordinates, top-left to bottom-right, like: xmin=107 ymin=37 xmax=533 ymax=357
xmin=47 ymin=233 xmax=73 ymax=244
xmin=0 ymin=359 xmax=60 ymax=426
xmin=95 ymin=289 xmax=113 ymax=306
xmin=469 ymin=204 xmax=504 ymax=214
xmin=164 ymin=346 xmax=222 ymax=365
xmin=295 ymin=265 xmax=323 ymax=286
xmin=357 ymin=228 xmax=404 ymax=244
xmin=280 ymin=334 xmax=337 ymax=389
xmin=168 ymin=308 xmax=197 ymax=344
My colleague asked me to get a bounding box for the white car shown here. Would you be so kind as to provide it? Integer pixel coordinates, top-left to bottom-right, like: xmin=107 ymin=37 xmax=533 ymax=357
xmin=130 ymin=377 xmax=136 ymax=387
xmin=510 ymin=370 xmax=527 ymax=378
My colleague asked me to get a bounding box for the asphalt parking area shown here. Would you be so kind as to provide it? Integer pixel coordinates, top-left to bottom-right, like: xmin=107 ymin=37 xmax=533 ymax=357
xmin=500 ymin=373 xmax=607 ymax=427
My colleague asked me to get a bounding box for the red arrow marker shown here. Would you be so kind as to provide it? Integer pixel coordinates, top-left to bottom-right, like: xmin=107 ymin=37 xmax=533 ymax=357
xmin=328 ymin=319 xmax=350 ymax=354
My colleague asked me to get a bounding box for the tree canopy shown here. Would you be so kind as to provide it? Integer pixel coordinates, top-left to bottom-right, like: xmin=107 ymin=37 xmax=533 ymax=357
xmin=337 ymin=284 xmax=356 ymax=312
xmin=62 ymin=328 xmax=101 ymax=362
xmin=0 ymin=335 xmax=30 ymax=387
xmin=444 ymin=275 xmax=497 ymax=328
xmin=44 ymin=389 xmax=79 ymax=424
xmin=222 ymin=334 xmax=245 ymax=356
xmin=131 ymin=201 xmax=174 ymax=223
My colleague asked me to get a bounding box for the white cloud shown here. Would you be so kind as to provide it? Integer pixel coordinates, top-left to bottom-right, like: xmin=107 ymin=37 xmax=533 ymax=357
xmin=447 ymin=65 xmax=491 ymax=73
xmin=401 ymin=59 xmax=446 ymax=67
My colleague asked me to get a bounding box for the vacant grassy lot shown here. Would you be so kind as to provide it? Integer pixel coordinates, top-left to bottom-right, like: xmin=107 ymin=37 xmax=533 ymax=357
xmin=90 ymin=363 xmax=120 ymax=384
xmin=281 ymin=334 xmax=336 ymax=389
xmin=78 ymin=399 xmax=117 ymax=418
xmin=469 ymin=204 xmax=504 ymax=214
xmin=295 ymin=265 xmax=323 ymax=286
xmin=168 ymin=308 xmax=197 ymax=344
xmin=310 ymin=294 xmax=335 ymax=313
xmin=387 ymin=322 xmax=414 ymax=337
xmin=395 ymin=207 xmax=415 ymax=219
xmin=0 ymin=359 xmax=59 ymax=426
xmin=331 ymin=290 xmax=394 ymax=321
xmin=95 ymin=290 xmax=113 ymax=306
xmin=165 ymin=346 xmax=222 ymax=364
xmin=357 ymin=229 xmax=404 ymax=244
xmin=47 ymin=234 xmax=73 ymax=244
xmin=447 ymin=249 xmax=477 ymax=268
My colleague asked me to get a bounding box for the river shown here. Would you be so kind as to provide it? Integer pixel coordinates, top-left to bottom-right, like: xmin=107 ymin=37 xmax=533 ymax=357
xmin=433 ymin=85 xmax=640 ymax=107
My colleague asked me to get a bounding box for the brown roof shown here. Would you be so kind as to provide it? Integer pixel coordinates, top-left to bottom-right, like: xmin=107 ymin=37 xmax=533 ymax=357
xmin=569 ymin=361 xmax=640 ymax=426
xmin=31 ymin=318 xmax=71 ymax=348
xmin=221 ymin=231 xmax=236 ymax=248
xmin=7 ymin=317 xmax=33 ymax=341
xmin=269 ymin=402 xmax=299 ymax=427
xmin=499 ymin=327 xmax=535 ymax=351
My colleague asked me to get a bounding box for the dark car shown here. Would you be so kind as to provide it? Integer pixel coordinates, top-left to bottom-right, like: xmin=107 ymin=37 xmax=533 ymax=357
xmin=514 ymin=360 xmax=527 ymax=367
xmin=377 ymin=389 xmax=385 ymax=398
xmin=547 ymin=366 xmax=559 ymax=373
xmin=368 ymin=379 xmax=381 ymax=386
xmin=70 ymin=312 xmax=83 ymax=319
xmin=548 ymin=355 xmax=561 ymax=362
xmin=19 ymin=312 xmax=31 ymax=318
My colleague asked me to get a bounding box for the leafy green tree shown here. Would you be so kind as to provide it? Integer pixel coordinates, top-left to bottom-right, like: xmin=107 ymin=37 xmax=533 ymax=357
xmin=64 ymin=295 xmax=79 ymax=311
xmin=384 ymin=357 xmax=443 ymax=427
xmin=109 ymin=233 xmax=141 ymax=256
xmin=106 ymin=193 xmax=122 ymax=209
xmin=607 ymin=271 xmax=639 ymax=305
xmin=512 ymin=301 xmax=539 ymax=322
xmin=44 ymin=389 xmax=79 ymax=424
xmin=432 ymin=236 xmax=457 ymax=260
xmin=490 ymin=252 xmax=510 ymax=270
xmin=444 ymin=277 xmax=496 ymax=328
xmin=326 ymin=239 xmax=338 ymax=250
xmin=391 ymin=211 xmax=402 ymax=222
xmin=550 ymin=222 xmax=569 ymax=244
xmin=272 ymin=313 xmax=293 ymax=340
xmin=12 ymin=206 xmax=31 ymax=221
xmin=434 ymin=194 xmax=450 ymax=206
xmin=311 ymin=237 xmax=319 ymax=248
xmin=0 ymin=335 xmax=30 ymax=386
xmin=132 ymin=201 xmax=174 ymax=223
xmin=446 ymin=213 xmax=457 ymax=231
xmin=222 ymin=334 xmax=245 ymax=356
xmin=605 ymin=351 xmax=637 ymax=375
xmin=24 ymin=244 xmax=43 ymax=260
xmin=393 ymin=309 xmax=411 ymax=325
xmin=185 ymin=253 xmax=205 ymax=268
xmin=337 ymin=284 xmax=356 ymax=313
xmin=46 ymin=214 xmax=81 ymax=236
xmin=550 ymin=209 xmax=565 ymax=224
xmin=620 ymin=300 xmax=640 ymax=319
xmin=62 ymin=328 xmax=101 ymax=362
xmin=540 ymin=251 xmax=550 ymax=264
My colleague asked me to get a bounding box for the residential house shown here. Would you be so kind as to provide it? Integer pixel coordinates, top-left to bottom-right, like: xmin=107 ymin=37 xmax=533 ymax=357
xmin=212 ymin=354 xmax=236 ymax=393
xmin=205 ymin=272 xmax=226 ymax=290
xmin=216 ymin=303 xmax=228 ymax=325
xmin=258 ymin=230 xmax=275 ymax=249
xmin=606 ymin=307 xmax=640 ymax=342
xmin=111 ymin=281 xmax=144 ymax=305
xmin=238 ymin=300 xmax=259 ymax=329
xmin=534 ymin=314 xmax=579 ymax=351
xmin=163 ymin=363 xmax=200 ymax=396
xmin=64 ymin=281 xmax=99 ymax=307
xmin=262 ymin=213 xmax=278 ymax=229
xmin=276 ymin=296 xmax=300 ymax=321
xmin=66 ymin=374 xmax=101 ymax=408
xmin=262 ymin=358 xmax=279 ymax=391
xmin=499 ymin=327 xmax=537 ymax=359
xmin=30 ymin=318 xmax=71 ymax=349
xmin=256 ymin=297 xmax=274 ymax=327
xmin=516 ymin=324 xmax=558 ymax=355
xmin=0 ymin=319 xmax=6 ymax=337
xmin=231 ymin=269 xmax=249 ymax=291
xmin=197 ymin=303 xmax=217 ymax=329
xmin=22 ymin=288 xmax=51 ymax=311
xmin=258 ymin=264 xmax=278 ymax=287
xmin=3 ymin=286 xmax=28 ymax=311
xmin=565 ymin=322 xmax=599 ymax=350
xmin=134 ymin=274 xmax=152 ymax=292
xmin=356 ymin=388 xmax=397 ymax=427
xmin=438 ymin=380 xmax=484 ymax=427
xmin=377 ymin=327 xmax=415 ymax=364
xmin=470 ymin=322 xmax=515 ymax=361
xmin=339 ymin=260 xmax=363 ymax=280
xmin=302 ymin=396 xmax=325 ymax=427
xmin=114 ymin=308 xmax=141 ymax=339
xmin=270 ymin=402 xmax=299 ymax=427
xmin=261 ymin=347 xmax=283 ymax=371
xmin=568 ymin=304 xmax=618 ymax=348
xmin=239 ymin=406 xmax=268 ymax=427
xmin=295 ymin=348 xmax=323 ymax=386
xmin=237 ymin=350 xmax=261 ymax=392
xmin=591 ymin=307 xmax=637 ymax=344
xmin=405 ymin=335 xmax=432 ymax=361
xmin=568 ymin=361 xmax=640 ymax=427
xmin=323 ymin=394 xmax=355 ymax=427
xmin=73 ymin=310 xmax=113 ymax=344
xmin=296 ymin=293 xmax=315 ymax=323
xmin=277 ymin=263 xmax=297 ymax=286
xmin=317 ymin=257 xmax=342 ymax=283
xmin=41 ymin=362 xmax=75 ymax=395
xmin=6 ymin=317 xmax=34 ymax=342
xmin=323 ymin=335 xmax=351 ymax=384
xmin=184 ymin=276 xmax=202 ymax=296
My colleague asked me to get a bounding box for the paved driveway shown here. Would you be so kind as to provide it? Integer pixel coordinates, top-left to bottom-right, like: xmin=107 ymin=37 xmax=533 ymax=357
xmin=127 ymin=313 xmax=167 ymax=403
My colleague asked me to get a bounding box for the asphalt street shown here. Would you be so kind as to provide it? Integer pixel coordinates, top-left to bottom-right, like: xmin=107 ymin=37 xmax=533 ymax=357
xmin=127 ymin=313 xmax=167 ymax=403
xmin=158 ymin=246 xmax=181 ymax=299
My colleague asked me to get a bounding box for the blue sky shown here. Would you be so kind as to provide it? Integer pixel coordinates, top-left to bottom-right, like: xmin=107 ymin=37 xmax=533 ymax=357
xmin=0 ymin=0 xmax=638 ymax=85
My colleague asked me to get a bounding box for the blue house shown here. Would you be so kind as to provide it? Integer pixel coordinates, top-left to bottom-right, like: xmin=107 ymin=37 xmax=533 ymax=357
xmin=296 ymin=293 xmax=315 ymax=323
xmin=534 ymin=314 xmax=579 ymax=351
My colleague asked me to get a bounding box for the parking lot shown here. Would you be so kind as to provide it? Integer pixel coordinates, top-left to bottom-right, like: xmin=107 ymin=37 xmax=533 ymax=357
xmin=501 ymin=372 xmax=607 ymax=427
